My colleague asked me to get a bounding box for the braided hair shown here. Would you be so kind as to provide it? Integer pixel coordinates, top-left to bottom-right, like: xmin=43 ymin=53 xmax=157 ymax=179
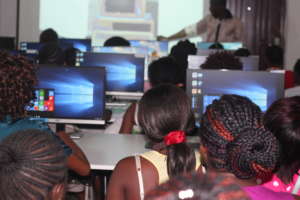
xmin=145 ymin=172 xmax=250 ymax=200
xmin=199 ymin=95 xmax=280 ymax=180
xmin=138 ymin=84 xmax=196 ymax=177
xmin=0 ymin=50 xmax=37 ymax=121
xmin=200 ymin=51 xmax=243 ymax=70
xmin=0 ymin=129 xmax=67 ymax=200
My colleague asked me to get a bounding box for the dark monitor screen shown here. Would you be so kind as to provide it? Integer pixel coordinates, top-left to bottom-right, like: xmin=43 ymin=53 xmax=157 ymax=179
xmin=27 ymin=66 xmax=106 ymax=124
xmin=186 ymin=69 xmax=284 ymax=124
xmin=59 ymin=38 xmax=91 ymax=52
xmin=0 ymin=37 xmax=15 ymax=50
xmin=76 ymin=52 xmax=145 ymax=96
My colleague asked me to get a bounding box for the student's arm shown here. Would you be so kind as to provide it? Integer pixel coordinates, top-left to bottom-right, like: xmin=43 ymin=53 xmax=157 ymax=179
xmin=119 ymin=103 xmax=137 ymax=134
xmin=57 ymin=131 xmax=91 ymax=176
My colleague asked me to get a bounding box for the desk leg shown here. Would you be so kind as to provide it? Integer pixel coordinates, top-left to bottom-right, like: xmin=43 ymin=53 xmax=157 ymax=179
xmin=92 ymin=170 xmax=112 ymax=200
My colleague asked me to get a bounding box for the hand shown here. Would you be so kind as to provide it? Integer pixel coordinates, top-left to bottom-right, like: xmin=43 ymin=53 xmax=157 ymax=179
xmin=157 ymin=35 xmax=168 ymax=41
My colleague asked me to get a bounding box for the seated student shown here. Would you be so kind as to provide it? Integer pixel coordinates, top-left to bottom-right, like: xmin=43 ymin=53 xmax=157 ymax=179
xmin=265 ymin=45 xmax=284 ymax=71
xmin=169 ymin=40 xmax=197 ymax=87
xmin=103 ymin=36 xmax=130 ymax=47
xmin=200 ymin=51 xmax=243 ymax=70
xmin=119 ymin=56 xmax=184 ymax=134
xmin=38 ymin=42 xmax=65 ymax=65
xmin=40 ymin=28 xmax=59 ymax=44
xmin=107 ymin=84 xmax=201 ymax=200
xmin=285 ymin=59 xmax=300 ymax=97
xmin=0 ymin=129 xmax=67 ymax=200
xmin=199 ymin=94 xmax=298 ymax=200
xmin=234 ymin=47 xmax=251 ymax=57
xmin=0 ymin=51 xmax=90 ymax=177
xmin=145 ymin=172 xmax=250 ymax=200
xmin=263 ymin=97 xmax=300 ymax=195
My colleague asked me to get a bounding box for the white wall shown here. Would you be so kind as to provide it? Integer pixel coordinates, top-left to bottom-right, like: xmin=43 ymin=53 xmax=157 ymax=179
xmin=285 ymin=0 xmax=300 ymax=69
xmin=0 ymin=0 xmax=17 ymax=37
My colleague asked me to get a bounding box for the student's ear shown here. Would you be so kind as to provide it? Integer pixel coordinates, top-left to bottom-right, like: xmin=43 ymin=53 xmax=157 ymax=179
xmin=50 ymin=183 xmax=65 ymax=200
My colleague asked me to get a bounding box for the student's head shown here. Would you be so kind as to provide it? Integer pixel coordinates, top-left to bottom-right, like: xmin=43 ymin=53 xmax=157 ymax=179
xmin=146 ymin=172 xmax=250 ymax=200
xmin=103 ymin=36 xmax=130 ymax=47
xmin=210 ymin=0 xmax=227 ymax=19
xmin=39 ymin=28 xmax=59 ymax=44
xmin=234 ymin=48 xmax=251 ymax=57
xmin=170 ymin=40 xmax=197 ymax=70
xmin=264 ymin=97 xmax=300 ymax=184
xmin=64 ymin=47 xmax=80 ymax=66
xmin=138 ymin=84 xmax=195 ymax=178
xmin=38 ymin=43 xmax=64 ymax=65
xmin=293 ymin=59 xmax=300 ymax=85
xmin=148 ymin=56 xmax=184 ymax=89
xmin=0 ymin=51 xmax=37 ymax=121
xmin=0 ymin=129 xmax=67 ymax=200
xmin=265 ymin=45 xmax=284 ymax=68
xmin=201 ymin=51 xmax=243 ymax=70
xmin=199 ymin=95 xmax=280 ymax=181
xmin=209 ymin=42 xmax=224 ymax=50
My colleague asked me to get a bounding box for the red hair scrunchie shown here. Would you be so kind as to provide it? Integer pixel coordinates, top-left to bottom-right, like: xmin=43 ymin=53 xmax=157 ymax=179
xmin=164 ymin=130 xmax=186 ymax=146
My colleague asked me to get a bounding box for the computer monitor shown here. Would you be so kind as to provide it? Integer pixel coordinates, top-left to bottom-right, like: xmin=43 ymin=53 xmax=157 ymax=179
xmin=27 ymin=65 xmax=106 ymax=125
xmin=19 ymin=42 xmax=41 ymax=54
xmin=0 ymin=37 xmax=15 ymax=50
xmin=76 ymin=52 xmax=145 ymax=98
xmin=59 ymin=38 xmax=92 ymax=52
xmin=186 ymin=69 xmax=284 ymax=124
xmin=92 ymin=46 xmax=148 ymax=56
xmin=101 ymin=0 xmax=146 ymax=18
xmin=129 ymin=40 xmax=169 ymax=56
xmin=197 ymin=42 xmax=243 ymax=50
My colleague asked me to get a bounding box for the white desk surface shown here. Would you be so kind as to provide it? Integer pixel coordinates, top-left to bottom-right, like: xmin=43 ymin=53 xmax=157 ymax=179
xmin=74 ymin=132 xmax=148 ymax=170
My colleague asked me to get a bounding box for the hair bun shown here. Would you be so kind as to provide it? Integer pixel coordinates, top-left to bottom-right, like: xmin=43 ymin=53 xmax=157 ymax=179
xmin=226 ymin=127 xmax=280 ymax=179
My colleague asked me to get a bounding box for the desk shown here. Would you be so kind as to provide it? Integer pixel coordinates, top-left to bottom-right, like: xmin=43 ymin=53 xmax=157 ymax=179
xmin=74 ymin=132 xmax=148 ymax=170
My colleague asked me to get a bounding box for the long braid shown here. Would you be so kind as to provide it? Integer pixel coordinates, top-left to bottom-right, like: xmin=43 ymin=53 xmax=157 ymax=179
xmin=200 ymin=95 xmax=280 ymax=179
xmin=0 ymin=129 xmax=67 ymax=200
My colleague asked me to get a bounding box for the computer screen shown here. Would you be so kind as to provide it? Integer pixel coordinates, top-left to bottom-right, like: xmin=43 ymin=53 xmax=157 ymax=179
xmin=197 ymin=42 xmax=243 ymax=50
xmin=129 ymin=40 xmax=169 ymax=56
xmin=186 ymin=69 xmax=284 ymax=124
xmin=27 ymin=65 xmax=106 ymax=125
xmin=92 ymin=46 xmax=148 ymax=55
xmin=59 ymin=38 xmax=92 ymax=52
xmin=76 ymin=52 xmax=145 ymax=97
xmin=101 ymin=0 xmax=145 ymax=18
xmin=19 ymin=42 xmax=41 ymax=53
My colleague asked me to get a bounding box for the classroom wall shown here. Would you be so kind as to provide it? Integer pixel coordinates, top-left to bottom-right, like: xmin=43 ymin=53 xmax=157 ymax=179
xmin=0 ymin=0 xmax=17 ymax=37
xmin=285 ymin=0 xmax=300 ymax=69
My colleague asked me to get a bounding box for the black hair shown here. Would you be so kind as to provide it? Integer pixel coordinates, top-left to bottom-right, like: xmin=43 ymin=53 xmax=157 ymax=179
xmin=145 ymin=172 xmax=250 ymax=200
xmin=64 ymin=47 xmax=80 ymax=66
xmin=170 ymin=40 xmax=197 ymax=86
xmin=0 ymin=129 xmax=67 ymax=199
xmin=234 ymin=48 xmax=251 ymax=57
xmin=265 ymin=45 xmax=284 ymax=67
xmin=293 ymin=59 xmax=300 ymax=85
xmin=199 ymin=95 xmax=280 ymax=180
xmin=209 ymin=43 xmax=224 ymax=49
xmin=138 ymin=84 xmax=196 ymax=178
xmin=264 ymin=97 xmax=300 ymax=184
xmin=39 ymin=28 xmax=59 ymax=44
xmin=0 ymin=50 xmax=37 ymax=121
xmin=201 ymin=51 xmax=243 ymax=70
xmin=38 ymin=42 xmax=64 ymax=65
xmin=103 ymin=36 xmax=130 ymax=47
xmin=148 ymin=56 xmax=184 ymax=88
xmin=210 ymin=0 xmax=227 ymax=7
